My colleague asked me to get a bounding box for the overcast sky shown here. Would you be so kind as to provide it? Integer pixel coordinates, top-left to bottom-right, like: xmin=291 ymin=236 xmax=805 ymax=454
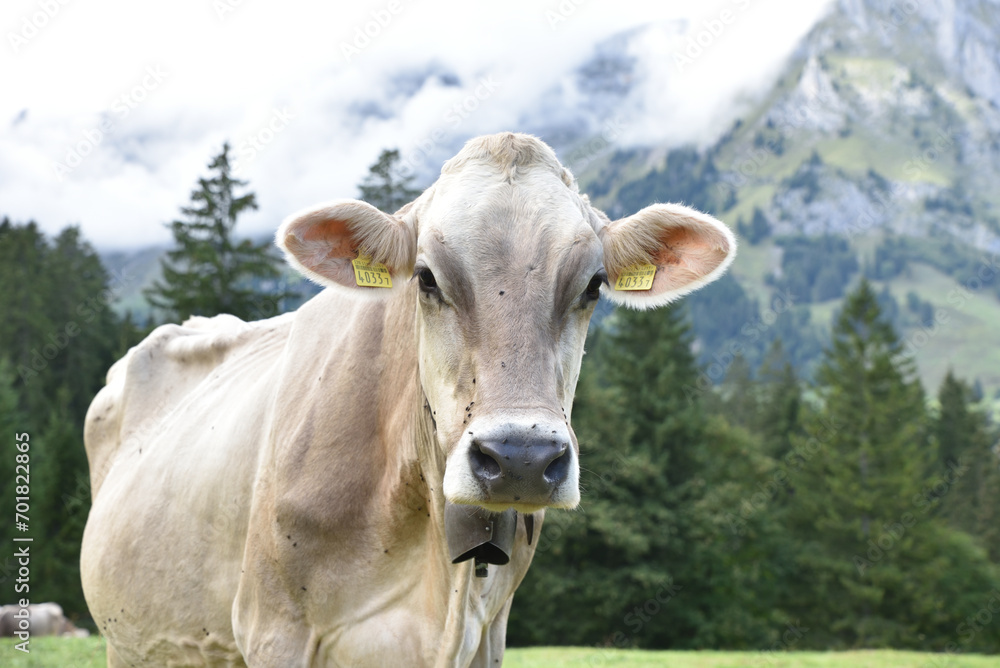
xmin=2 ymin=0 xmax=834 ymax=250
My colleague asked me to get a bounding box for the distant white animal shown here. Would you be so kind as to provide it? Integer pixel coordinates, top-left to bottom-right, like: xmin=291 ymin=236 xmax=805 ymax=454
xmin=0 ymin=605 xmax=15 ymax=637
xmin=61 ymin=619 xmax=91 ymax=638
xmin=0 ymin=602 xmax=87 ymax=637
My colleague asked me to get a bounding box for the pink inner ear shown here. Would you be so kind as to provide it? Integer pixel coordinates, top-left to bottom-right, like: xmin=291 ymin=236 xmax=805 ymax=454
xmin=283 ymin=216 xmax=363 ymax=288
xmin=301 ymin=218 xmax=357 ymax=258
xmin=650 ymin=224 xmax=730 ymax=294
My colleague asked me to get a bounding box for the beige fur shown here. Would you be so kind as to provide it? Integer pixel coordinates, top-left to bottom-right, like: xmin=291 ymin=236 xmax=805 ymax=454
xmin=441 ymin=133 xmax=577 ymax=189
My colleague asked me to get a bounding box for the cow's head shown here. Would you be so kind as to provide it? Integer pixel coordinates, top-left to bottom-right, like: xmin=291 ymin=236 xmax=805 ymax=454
xmin=277 ymin=133 xmax=735 ymax=514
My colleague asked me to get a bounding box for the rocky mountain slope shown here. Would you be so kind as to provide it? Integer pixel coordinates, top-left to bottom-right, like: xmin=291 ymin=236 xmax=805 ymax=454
xmin=573 ymin=0 xmax=1000 ymax=403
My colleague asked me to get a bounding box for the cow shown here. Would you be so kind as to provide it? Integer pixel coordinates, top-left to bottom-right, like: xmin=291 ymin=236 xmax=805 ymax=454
xmin=0 ymin=602 xmax=87 ymax=637
xmin=0 ymin=605 xmax=15 ymax=637
xmin=80 ymin=132 xmax=735 ymax=667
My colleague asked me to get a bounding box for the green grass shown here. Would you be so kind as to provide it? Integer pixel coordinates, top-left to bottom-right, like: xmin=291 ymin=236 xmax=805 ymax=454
xmin=1 ymin=636 xmax=107 ymax=668
xmin=2 ymin=639 xmax=996 ymax=667
xmin=826 ymin=55 xmax=902 ymax=86
xmin=507 ymin=648 xmax=996 ymax=667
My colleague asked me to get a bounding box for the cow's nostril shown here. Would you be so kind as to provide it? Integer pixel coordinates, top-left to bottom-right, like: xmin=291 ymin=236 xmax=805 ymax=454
xmin=469 ymin=434 xmax=572 ymax=502
xmin=543 ymin=448 xmax=570 ymax=484
xmin=470 ymin=442 xmax=502 ymax=480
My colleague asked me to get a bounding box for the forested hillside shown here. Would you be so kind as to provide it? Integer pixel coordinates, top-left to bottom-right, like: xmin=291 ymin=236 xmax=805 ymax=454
xmin=0 ymin=219 xmax=140 ymax=619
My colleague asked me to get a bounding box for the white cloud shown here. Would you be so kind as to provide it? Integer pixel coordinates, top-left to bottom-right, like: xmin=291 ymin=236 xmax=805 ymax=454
xmin=618 ymin=0 xmax=836 ymax=147
xmin=0 ymin=0 xmax=833 ymax=249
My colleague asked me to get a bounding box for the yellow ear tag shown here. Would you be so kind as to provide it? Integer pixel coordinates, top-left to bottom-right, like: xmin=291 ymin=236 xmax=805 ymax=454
xmin=351 ymin=255 xmax=393 ymax=288
xmin=614 ymin=262 xmax=657 ymax=291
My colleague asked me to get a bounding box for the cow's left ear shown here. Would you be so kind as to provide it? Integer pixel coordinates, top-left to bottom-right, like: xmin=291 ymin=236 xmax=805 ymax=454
xmin=277 ymin=199 xmax=416 ymax=294
xmin=599 ymin=203 xmax=736 ymax=309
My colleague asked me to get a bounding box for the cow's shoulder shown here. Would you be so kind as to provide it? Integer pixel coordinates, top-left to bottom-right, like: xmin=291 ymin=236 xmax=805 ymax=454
xmin=84 ymin=312 xmax=295 ymax=498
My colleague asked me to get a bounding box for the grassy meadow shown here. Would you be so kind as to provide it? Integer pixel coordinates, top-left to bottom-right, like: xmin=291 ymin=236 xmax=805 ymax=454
xmin=1 ymin=637 xmax=994 ymax=667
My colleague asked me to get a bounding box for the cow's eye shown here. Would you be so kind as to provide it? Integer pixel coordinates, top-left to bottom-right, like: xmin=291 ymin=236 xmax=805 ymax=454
xmin=584 ymin=271 xmax=607 ymax=301
xmin=417 ymin=267 xmax=438 ymax=293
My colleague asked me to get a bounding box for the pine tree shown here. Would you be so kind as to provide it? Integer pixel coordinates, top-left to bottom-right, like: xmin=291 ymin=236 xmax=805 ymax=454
xmin=683 ymin=414 xmax=798 ymax=649
xmin=358 ymin=148 xmax=421 ymax=212
xmin=0 ymin=358 xmax=26 ymax=583
xmin=48 ymin=226 xmax=124 ymax=418
xmin=934 ymin=371 xmax=1000 ymax=562
xmin=712 ymin=354 xmax=758 ymax=430
xmin=935 ymin=370 xmax=979 ymax=471
xmin=975 ymin=450 xmax=1000 ymax=563
xmin=0 ymin=219 xmax=55 ymax=415
xmin=32 ymin=385 xmax=92 ymax=619
xmin=783 ymin=279 xmax=928 ymax=645
xmin=144 ymin=144 xmax=290 ymax=322
xmin=755 ymin=340 xmax=802 ymax=462
xmin=781 ymin=279 xmax=998 ymax=649
xmin=0 ymin=220 xmax=122 ymax=418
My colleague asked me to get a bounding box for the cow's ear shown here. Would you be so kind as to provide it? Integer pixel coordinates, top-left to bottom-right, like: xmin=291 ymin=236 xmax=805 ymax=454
xmin=599 ymin=203 xmax=736 ymax=309
xmin=277 ymin=199 xmax=416 ymax=294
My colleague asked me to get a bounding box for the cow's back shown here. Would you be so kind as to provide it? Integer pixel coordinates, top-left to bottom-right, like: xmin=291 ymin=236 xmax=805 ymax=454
xmin=81 ymin=311 xmax=295 ymax=667
xmin=85 ymin=313 xmax=286 ymax=496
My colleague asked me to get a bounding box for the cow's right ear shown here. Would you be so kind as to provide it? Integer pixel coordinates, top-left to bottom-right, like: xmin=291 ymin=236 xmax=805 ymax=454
xmin=277 ymin=199 xmax=416 ymax=293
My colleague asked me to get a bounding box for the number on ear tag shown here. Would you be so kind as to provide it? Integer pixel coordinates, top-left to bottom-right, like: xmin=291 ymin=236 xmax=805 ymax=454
xmin=352 ymin=255 xmax=393 ymax=288
xmin=614 ymin=262 xmax=656 ymax=291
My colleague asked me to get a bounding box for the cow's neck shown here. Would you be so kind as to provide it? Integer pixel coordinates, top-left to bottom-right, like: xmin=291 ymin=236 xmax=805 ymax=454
xmin=279 ymin=286 xmax=515 ymax=662
xmin=373 ymin=284 xmax=447 ymax=521
xmin=373 ymin=287 xmax=500 ymax=657
xmin=267 ymin=287 xmax=527 ymax=663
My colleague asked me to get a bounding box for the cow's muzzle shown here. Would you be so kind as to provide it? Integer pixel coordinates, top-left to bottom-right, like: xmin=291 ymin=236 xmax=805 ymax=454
xmin=443 ymin=419 xmax=579 ymax=512
xmin=470 ymin=435 xmax=570 ymax=498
